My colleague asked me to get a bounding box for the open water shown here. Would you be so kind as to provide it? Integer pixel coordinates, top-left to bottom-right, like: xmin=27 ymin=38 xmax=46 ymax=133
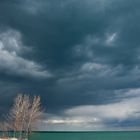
xmin=29 ymin=131 xmax=140 ymax=140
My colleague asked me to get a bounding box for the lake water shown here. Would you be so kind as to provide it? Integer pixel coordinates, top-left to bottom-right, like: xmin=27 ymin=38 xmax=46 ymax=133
xmin=30 ymin=131 xmax=140 ymax=140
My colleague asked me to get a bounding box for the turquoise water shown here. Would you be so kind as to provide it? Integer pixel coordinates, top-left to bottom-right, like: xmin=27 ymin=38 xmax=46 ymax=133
xmin=29 ymin=131 xmax=140 ymax=140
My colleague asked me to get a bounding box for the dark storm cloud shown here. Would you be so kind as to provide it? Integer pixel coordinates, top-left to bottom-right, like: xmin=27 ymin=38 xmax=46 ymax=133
xmin=1 ymin=0 xmax=140 ymax=68
xmin=0 ymin=0 xmax=115 ymax=69
xmin=1 ymin=0 xmax=140 ymax=129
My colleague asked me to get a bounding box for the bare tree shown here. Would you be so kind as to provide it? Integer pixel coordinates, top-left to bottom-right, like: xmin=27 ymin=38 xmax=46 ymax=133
xmin=9 ymin=94 xmax=43 ymax=139
xmin=9 ymin=94 xmax=24 ymax=138
xmin=25 ymin=96 xmax=43 ymax=137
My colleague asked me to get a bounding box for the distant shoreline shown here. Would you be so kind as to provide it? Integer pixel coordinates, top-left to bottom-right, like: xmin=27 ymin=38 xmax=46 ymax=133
xmin=25 ymin=130 xmax=140 ymax=133
xmin=0 ymin=130 xmax=140 ymax=133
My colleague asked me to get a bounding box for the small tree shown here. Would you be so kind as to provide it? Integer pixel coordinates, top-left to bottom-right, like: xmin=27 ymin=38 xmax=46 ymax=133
xmin=10 ymin=94 xmax=24 ymax=137
xmin=9 ymin=94 xmax=43 ymax=140
xmin=25 ymin=96 xmax=42 ymax=137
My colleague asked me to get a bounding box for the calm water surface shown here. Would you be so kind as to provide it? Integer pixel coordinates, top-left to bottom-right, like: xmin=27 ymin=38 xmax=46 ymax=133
xmin=30 ymin=131 xmax=140 ymax=140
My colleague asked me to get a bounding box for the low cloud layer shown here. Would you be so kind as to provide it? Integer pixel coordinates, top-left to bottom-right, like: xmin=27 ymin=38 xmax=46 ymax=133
xmin=42 ymin=88 xmax=140 ymax=131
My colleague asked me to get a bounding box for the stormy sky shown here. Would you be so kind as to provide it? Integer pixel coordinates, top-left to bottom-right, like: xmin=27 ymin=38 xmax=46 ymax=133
xmin=0 ymin=0 xmax=140 ymax=131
